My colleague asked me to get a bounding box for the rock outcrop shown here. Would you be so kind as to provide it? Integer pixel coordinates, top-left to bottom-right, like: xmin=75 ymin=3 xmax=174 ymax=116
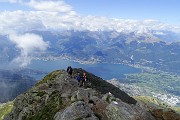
xmin=4 ymin=68 xmax=180 ymax=120
xmin=54 ymin=101 xmax=99 ymax=120
xmin=134 ymin=96 xmax=180 ymax=120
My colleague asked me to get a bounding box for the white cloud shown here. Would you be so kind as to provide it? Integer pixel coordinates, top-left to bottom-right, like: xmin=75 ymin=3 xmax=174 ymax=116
xmin=9 ymin=33 xmax=49 ymax=67
xmin=0 ymin=0 xmax=180 ymax=35
xmin=0 ymin=0 xmax=15 ymax=3
xmin=27 ymin=0 xmax=73 ymax=13
xmin=0 ymin=10 xmax=45 ymax=34
xmin=0 ymin=0 xmax=23 ymax=3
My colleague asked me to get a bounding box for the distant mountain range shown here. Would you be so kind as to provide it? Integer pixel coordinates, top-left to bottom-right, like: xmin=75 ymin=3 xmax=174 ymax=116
xmin=0 ymin=70 xmax=36 ymax=103
xmin=0 ymin=30 xmax=180 ymax=74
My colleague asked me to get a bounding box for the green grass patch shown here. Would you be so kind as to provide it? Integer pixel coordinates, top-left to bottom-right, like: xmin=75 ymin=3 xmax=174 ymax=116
xmin=0 ymin=102 xmax=13 ymax=120
xmin=172 ymin=107 xmax=180 ymax=113
xmin=35 ymin=70 xmax=63 ymax=86
xmin=134 ymin=96 xmax=161 ymax=105
xmin=134 ymin=96 xmax=180 ymax=113
xmin=37 ymin=91 xmax=46 ymax=97
xmin=26 ymin=90 xmax=65 ymax=120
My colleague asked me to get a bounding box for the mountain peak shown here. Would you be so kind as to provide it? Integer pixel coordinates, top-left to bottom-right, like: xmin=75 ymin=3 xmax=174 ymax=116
xmin=4 ymin=68 xmax=180 ymax=120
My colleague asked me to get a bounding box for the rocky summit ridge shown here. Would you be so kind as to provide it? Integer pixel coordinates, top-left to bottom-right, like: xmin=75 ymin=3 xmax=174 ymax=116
xmin=4 ymin=68 xmax=180 ymax=120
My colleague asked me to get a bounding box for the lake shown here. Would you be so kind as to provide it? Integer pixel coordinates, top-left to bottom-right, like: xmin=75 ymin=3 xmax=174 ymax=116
xmin=28 ymin=59 xmax=141 ymax=80
xmin=0 ymin=59 xmax=141 ymax=80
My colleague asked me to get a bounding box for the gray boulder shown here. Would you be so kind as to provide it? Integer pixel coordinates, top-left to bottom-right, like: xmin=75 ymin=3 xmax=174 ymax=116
xmin=106 ymin=101 xmax=155 ymax=120
xmin=54 ymin=101 xmax=99 ymax=120
xmin=102 ymin=92 xmax=116 ymax=103
xmin=77 ymin=88 xmax=93 ymax=103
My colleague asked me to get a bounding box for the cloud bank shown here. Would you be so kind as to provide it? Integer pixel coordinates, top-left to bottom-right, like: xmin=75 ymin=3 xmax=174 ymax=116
xmin=9 ymin=33 xmax=49 ymax=67
xmin=28 ymin=0 xmax=73 ymax=13
xmin=0 ymin=0 xmax=179 ymax=35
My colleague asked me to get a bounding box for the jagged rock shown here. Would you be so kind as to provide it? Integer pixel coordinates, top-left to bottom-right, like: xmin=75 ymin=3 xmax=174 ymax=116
xmin=135 ymin=97 xmax=180 ymax=120
xmin=92 ymin=99 xmax=109 ymax=120
xmin=151 ymin=109 xmax=180 ymax=120
xmin=71 ymin=92 xmax=78 ymax=102
xmin=38 ymin=83 xmax=49 ymax=91
xmin=83 ymin=115 xmax=99 ymax=120
xmin=106 ymin=102 xmax=135 ymax=120
xmin=102 ymin=92 xmax=116 ymax=103
xmin=132 ymin=102 xmax=156 ymax=120
xmin=90 ymin=96 xmax=100 ymax=103
xmin=106 ymin=101 xmax=155 ymax=120
xmin=77 ymin=88 xmax=93 ymax=103
xmin=54 ymin=101 xmax=99 ymax=120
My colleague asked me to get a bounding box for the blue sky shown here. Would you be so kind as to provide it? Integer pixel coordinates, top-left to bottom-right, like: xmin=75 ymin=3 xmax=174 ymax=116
xmin=0 ymin=0 xmax=179 ymax=25
xmin=65 ymin=0 xmax=180 ymax=25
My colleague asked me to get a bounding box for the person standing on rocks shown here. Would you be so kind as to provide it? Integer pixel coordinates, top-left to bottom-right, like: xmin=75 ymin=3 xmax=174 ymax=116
xmin=76 ymin=72 xmax=81 ymax=86
xmin=67 ymin=66 xmax=73 ymax=78
xmin=82 ymin=72 xmax=87 ymax=86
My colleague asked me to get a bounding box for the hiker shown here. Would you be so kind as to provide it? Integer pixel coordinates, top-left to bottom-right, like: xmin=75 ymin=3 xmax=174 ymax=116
xmin=67 ymin=66 xmax=73 ymax=78
xmin=82 ymin=72 xmax=87 ymax=86
xmin=76 ymin=73 xmax=81 ymax=86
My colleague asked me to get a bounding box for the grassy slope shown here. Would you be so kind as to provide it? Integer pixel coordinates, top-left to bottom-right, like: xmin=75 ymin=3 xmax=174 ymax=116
xmin=134 ymin=96 xmax=180 ymax=113
xmin=0 ymin=102 xmax=13 ymax=120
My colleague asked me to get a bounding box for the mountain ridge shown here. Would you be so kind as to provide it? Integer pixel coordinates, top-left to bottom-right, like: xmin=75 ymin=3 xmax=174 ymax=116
xmin=3 ymin=68 xmax=180 ymax=120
